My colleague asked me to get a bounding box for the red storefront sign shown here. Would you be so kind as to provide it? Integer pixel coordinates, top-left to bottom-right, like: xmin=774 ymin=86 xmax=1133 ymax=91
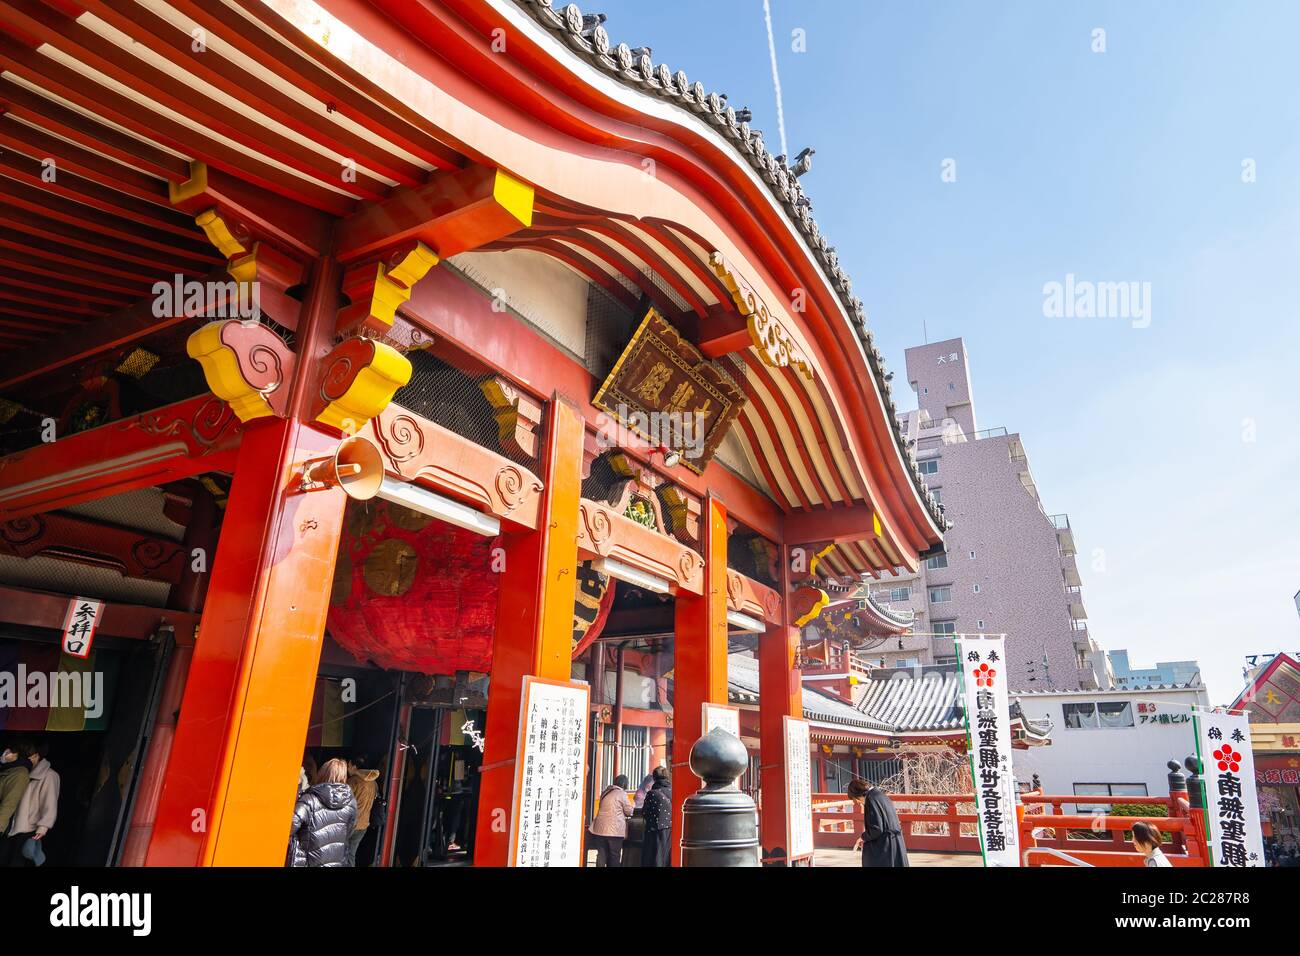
xmin=1254 ymin=755 xmax=1300 ymax=786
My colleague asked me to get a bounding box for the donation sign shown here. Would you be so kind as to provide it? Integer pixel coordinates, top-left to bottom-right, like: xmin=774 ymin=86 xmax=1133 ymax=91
xmin=783 ymin=715 xmax=814 ymax=861
xmin=509 ymin=676 xmax=591 ymax=867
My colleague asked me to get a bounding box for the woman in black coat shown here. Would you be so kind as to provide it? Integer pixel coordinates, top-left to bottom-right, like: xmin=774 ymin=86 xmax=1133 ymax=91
xmin=289 ymin=758 xmax=358 ymax=867
xmin=640 ymin=766 xmax=672 ymax=867
xmin=847 ymin=779 xmax=909 ymax=867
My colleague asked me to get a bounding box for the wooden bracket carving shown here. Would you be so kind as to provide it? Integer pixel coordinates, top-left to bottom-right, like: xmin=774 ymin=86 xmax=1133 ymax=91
xmin=479 ymin=376 xmax=543 ymax=459
xmin=726 ymin=569 xmax=783 ymax=625
xmin=337 ymin=243 xmax=439 ymax=336
xmin=660 ymin=485 xmax=701 ymax=544
xmin=790 ymin=584 xmax=830 ymax=627
xmin=363 ymin=405 xmax=544 ymax=529
xmin=192 ymin=208 xmax=306 ymax=294
xmin=0 ymin=514 xmax=185 ymax=585
xmin=576 ymin=498 xmax=704 ymax=595
xmin=313 ymin=338 xmax=413 ymax=434
xmin=186 ymin=320 xmax=295 ymax=422
xmin=709 ymin=250 xmax=814 ymax=380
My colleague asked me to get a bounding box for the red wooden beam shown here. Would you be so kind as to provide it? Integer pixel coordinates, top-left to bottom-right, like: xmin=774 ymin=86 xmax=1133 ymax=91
xmin=783 ymin=504 xmax=881 ymax=546
xmin=0 ymin=393 xmax=241 ymax=520
xmin=0 ymin=583 xmax=200 ymax=642
xmin=0 ymin=0 xmax=388 ymax=202
xmin=0 ymin=267 xmax=304 ymax=392
xmin=216 ymin=0 xmax=463 ymax=172
xmin=0 ymin=111 xmax=174 ymax=208
xmin=334 ymin=163 xmax=532 ymax=263
xmin=0 ymin=175 xmax=216 ymax=260
xmin=0 ymin=74 xmax=187 ymax=184
xmin=82 ymin=0 xmax=428 ymax=190
xmin=0 ymin=31 xmax=355 ymax=216
xmin=0 ymin=511 xmax=186 ymax=585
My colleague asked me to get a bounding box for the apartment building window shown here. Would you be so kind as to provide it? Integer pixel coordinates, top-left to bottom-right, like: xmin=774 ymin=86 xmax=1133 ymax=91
xmin=935 ymin=656 xmax=958 ymax=666
xmin=924 ymin=552 xmax=948 ymax=571
xmin=931 ymin=488 xmax=942 ymax=504
xmin=928 ymin=586 xmax=952 ymax=604
xmin=972 ymin=583 xmax=981 ymax=594
xmin=932 ymin=621 xmax=956 ymax=638
xmin=879 ymin=586 xmax=911 ymax=602
xmin=918 ymin=459 xmax=939 ymax=475
xmin=1062 ymin=701 xmax=1135 ymax=729
xmin=969 ymin=550 xmax=976 ymax=560
xmin=977 ymin=619 xmax=985 ymax=630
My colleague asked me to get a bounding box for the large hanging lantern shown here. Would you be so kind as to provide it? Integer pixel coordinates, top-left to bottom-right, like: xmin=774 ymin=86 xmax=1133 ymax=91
xmin=327 ymin=499 xmax=500 ymax=674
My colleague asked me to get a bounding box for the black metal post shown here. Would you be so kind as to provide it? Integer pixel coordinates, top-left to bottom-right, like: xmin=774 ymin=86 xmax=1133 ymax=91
xmin=680 ymin=727 xmax=761 ymax=867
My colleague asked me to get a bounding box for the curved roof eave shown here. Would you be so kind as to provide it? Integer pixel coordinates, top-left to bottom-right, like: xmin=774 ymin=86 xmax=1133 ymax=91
xmin=479 ymin=0 xmax=947 ymax=544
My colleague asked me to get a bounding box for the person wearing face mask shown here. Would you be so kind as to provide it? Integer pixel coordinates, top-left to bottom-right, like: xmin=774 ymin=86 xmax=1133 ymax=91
xmin=0 ymin=740 xmax=59 ymax=867
xmin=0 ymin=740 xmax=33 ymax=837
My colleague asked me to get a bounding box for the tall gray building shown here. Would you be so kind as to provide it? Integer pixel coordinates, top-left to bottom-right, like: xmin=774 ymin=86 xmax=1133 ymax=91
xmin=863 ymin=337 xmax=1106 ymax=691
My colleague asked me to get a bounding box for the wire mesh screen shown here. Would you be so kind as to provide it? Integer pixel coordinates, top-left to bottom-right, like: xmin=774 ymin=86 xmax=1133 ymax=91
xmin=581 ymin=451 xmax=626 ymax=505
xmin=0 ymin=315 xmax=294 ymax=455
xmin=727 ymin=528 xmax=779 ymax=589
xmin=641 ymin=267 xmax=690 ymax=315
xmin=0 ymin=483 xmax=192 ymax=608
xmin=392 ymin=348 xmax=543 ymax=470
xmin=583 ymin=283 xmax=636 ymax=381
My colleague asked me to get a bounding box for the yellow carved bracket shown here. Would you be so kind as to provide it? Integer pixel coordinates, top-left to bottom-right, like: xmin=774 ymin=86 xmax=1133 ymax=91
xmin=187 ymin=320 xmax=295 ymax=422
xmin=314 ymin=338 xmax=413 ymax=433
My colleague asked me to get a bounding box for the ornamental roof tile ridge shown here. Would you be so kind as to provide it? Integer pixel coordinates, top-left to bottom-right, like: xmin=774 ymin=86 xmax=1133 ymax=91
xmin=512 ymin=0 xmax=947 ymax=531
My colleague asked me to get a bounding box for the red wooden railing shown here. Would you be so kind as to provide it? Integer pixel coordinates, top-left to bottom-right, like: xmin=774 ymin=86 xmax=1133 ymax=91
xmin=812 ymin=792 xmax=980 ymax=854
xmin=812 ymin=789 xmax=1211 ymax=866
xmin=1019 ymin=792 xmax=1208 ymax=867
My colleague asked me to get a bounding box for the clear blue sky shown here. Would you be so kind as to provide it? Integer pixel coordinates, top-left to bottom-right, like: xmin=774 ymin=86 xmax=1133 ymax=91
xmin=594 ymin=0 xmax=1300 ymax=703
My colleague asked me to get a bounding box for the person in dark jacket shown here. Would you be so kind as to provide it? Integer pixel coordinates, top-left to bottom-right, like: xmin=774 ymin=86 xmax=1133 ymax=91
xmin=640 ymin=766 xmax=672 ymax=867
xmin=0 ymin=740 xmax=33 ymax=837
xmin=847 ymin=778 xmax=909 ymax=867
xmin=288 ymin=757 xmax=357 ymax=868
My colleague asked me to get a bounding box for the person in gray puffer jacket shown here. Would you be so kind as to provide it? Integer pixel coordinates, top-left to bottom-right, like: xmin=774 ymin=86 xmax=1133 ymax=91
xmin=288 ymin=758 xmax=357 ymax=867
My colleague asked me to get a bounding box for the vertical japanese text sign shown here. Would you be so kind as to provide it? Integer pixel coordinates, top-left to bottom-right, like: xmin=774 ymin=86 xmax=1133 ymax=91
xmin=956 ymin=636 xmax=1021 ymax=867
xmin=783 ymin=715 xmax=814 ymax=861
xmin=509 ymin=676 xmax=591 ymax=867
xmin=61 ymin=596 xmax=103 ymax=659
xmin=1193 ymin=711 xmax=1264 ymax=867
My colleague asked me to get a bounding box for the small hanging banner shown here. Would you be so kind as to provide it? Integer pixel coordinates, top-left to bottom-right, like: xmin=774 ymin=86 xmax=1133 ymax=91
xmin=702 ymin=701 xmax=741 ymax=739
xmin=509 ymin=675 xmax=591 ymax=867
xmin=956 ymin=635 xmax=1021 ymax=867
xmin=783 ymin=715 xmax=814 ymax=862
xmin=1193 ymin=710 xmax=1265 ymax=867
xmin=60 ymin=597 xmax=103 ymax=660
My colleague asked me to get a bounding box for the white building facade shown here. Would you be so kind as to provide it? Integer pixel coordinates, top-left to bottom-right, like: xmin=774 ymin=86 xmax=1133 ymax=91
xmin=1012 ymin=683 xmax=1210 ymax=801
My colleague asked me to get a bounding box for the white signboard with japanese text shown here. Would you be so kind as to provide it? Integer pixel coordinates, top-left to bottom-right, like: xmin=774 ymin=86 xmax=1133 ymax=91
xmin=783 ymin=715 xmax=814 ymax=861
xmin=509 ymin=676 xmax=591 ymax=867
xmin=702 ymin=702 xmax=741 ymax=739
xmin=956 ymin=636 xmax=1020 ymax=867
xmin=1194 ymin=711 xmax=1265 ymax=867
xmin=61 ymin=597 xmax=103 ymax=659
